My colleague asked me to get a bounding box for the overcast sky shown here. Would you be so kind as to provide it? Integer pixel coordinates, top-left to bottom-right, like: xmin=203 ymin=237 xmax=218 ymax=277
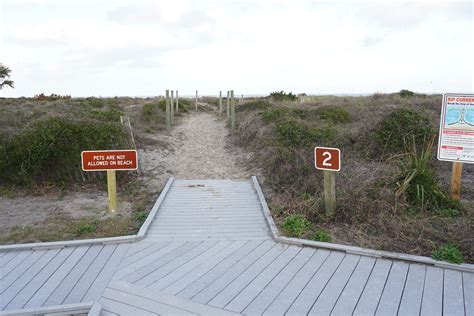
xmin=0 ymin=0 xmax=472 ymax=97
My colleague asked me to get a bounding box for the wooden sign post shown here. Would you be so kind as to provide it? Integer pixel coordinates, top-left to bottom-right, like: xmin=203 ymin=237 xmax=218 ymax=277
xmin=82 ymin=150 xmax=138 ymax=214
xmin=437 ymin=93 xmax=474 ymax=200
xmin=451 ymin=162 xmax=463 ymax=200
xmin=315 ymin=147 xmax=341 ymax=217
xmin=106 ymin=170 xmax=117 ymax=212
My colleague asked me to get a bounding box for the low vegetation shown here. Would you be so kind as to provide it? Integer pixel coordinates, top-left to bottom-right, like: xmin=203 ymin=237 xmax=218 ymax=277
xmin=0 ymin=117 xmax=128 ymax=185
xmin=282 ymin=214 xmax=312 ymax=237
xmin=268 ymin=91 xmax=298 ymax=102
xmin=311 ymin=229 xmax=332 ymax=242
xmin=0 ymin=96 xmax=188 ymax=244
xmin=432 ymin=244 xmax=464 ymax=264
xmin=233 ymin=93 xmax=473 ymax=263
xmin=35 ymin=93 xmax=71 ymax=101
xmin=374 ymin=108 xmax=434 ymax=157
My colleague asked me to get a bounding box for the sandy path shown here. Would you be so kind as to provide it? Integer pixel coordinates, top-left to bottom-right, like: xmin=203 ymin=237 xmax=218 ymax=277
xmin=0 ymin=112 xmax=256 ymax=232
xmin=140 ymin=111 xmax=254 ymax=190
xmin=1 ymin=110 xmax=256 ymax=232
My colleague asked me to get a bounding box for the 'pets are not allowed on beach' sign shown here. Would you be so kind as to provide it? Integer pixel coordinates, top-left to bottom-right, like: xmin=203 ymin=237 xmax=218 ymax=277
xmin=81 ymin=150 xmax=138 ymax=171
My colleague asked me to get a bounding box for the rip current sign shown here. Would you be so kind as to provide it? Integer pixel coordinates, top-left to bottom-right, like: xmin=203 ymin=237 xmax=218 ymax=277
xmin=314 ymin=147 xmax=341 ymax=171
xmin=81 ymin=150 xmax=138 ymax=171
xmin=437 ymin=93 xmax=474 ymax=163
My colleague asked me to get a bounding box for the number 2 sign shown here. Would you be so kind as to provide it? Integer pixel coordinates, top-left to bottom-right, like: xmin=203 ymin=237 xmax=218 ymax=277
xmin=315 ymin=147 xmax=341 ymax=171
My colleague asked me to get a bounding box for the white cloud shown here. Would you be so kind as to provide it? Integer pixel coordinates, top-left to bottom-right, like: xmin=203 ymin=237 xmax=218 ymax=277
xmin=0 ymin=0 xmax=472 ymax=97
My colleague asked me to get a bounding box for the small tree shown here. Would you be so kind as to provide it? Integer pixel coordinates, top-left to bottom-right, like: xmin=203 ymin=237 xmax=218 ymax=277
xmin=0 ymin=64 xmax=14 ymax=89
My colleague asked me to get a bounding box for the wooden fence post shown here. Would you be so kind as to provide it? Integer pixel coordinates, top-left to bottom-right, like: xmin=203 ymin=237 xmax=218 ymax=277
xmin=219 ymin=91 xmax=222 ymax=115
xmin=226 ymin=91 xmax=230 ymax=124
xmin=451 ymin=162 xmax=463 ymax=200
xmin=170 ymin=90 xmax=174 ymax=122
xmin=195 ymin=90 xmax=198 ymax=112
xmin=231 ymin=90 xmax=236 ymax=131
xmin=323 ymin=170 xmax=336 ymax=217
xmin=175 ymin=90 xmax=179 ymax=113
xmin=165 ymin=89 xmax=170 ymax=134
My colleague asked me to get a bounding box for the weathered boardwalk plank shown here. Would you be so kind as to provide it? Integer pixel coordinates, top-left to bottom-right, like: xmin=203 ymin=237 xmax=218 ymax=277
xmin=24 ymin=246 xmax=90 ymax=308
xmin=43 ymin=244 xmax=103 ymax=306
xmin=398 ymin=264 xmax=426 ymax=315
xmin=242 ymin=247 xmax=315 ymax=315
xmin=262 ymin=249 xmax=330 ymax=315
xmin=443 ymin=269 xmax=466 ymax=316
xmin=5 ymin=247 xmax=75 ymax=310
xmin=330 ymin=256 xmax=376 ymax=315
xmin=420 ymin=266 xmax=444 ymax=316
xmin=177 ymin=240 xmax=264 ymax=300
xmin=308 ymin=254 xmax=361 ymax=315
xmin=1 ymin=178 xmax=472 ymax=315
xmin=353 ymin=259 xmax=393 ymax=315
xmin=224 ymin=245 xmax=301 ymax=312
xmin=375 ymin=261 xmax=410 ymax=315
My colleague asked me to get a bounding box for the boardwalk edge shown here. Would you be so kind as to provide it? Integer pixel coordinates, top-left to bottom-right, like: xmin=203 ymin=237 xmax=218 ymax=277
xmin=251 ymin=175 xmax=474 ymax=273
xmin=0 ymin=177 xmax=176 ymax=251
xmin=137 ymin=177 xmax=175 ymax=239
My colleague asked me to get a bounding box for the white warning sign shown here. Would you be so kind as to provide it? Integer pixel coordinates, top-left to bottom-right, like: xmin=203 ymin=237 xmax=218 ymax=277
xmin=437 ymin=93 xmax=474 ymax=163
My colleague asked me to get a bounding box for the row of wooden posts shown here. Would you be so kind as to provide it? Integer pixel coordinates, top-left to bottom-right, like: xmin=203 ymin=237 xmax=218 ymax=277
xmin=164 ymin=89 xmax=179 ymax=134
xmin=164 ymin=90 xmax=242 ymax=133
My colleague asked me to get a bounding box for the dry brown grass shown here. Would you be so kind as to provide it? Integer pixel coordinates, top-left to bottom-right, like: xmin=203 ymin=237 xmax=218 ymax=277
xmin=233 ymin=93 xmax=474 ymax=262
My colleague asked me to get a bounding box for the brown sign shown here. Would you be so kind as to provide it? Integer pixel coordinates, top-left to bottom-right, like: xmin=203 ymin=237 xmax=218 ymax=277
xmin=315 ymin=147 xmax=341 ymax=171
xmin=81 ymin=150 xmax=138 ymax=171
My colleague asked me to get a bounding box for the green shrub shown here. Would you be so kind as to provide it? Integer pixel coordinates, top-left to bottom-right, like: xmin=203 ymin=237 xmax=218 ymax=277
xmin=300 ymin=192 xmax=313 ymax=201
xmin=90 ymin=107 xmax=123 ymax=122
xmin=276 ymin=120 xmax=335 ymax=147
xmin=282 ymin=214 xmax=312 ymax=237
xmin=82 ymin=97 xmax=106 ymax=108
xmin=261 ymin=108 xmax=290 ymax=123
xmin=438 ymin=208 xmax=461 ymax=217
xmin=432 ymin=244 xmax=464 ymax=264
xmin=396 ymin=137 xmax=460 ymax=212
xmin=35 ymin=93 xmax=71 ymax=101
xmin=315 ymin=106 xmax=351 ymax=124
xmin=269 ymin=91 xmax=297 ymax=101
xmin=157 ymin=99 xmax=167 ymax=111
xmin=135 ymin=211 xmax=148 ymax=223
xmin=153 ymin=99 xmax=190 ymax=114
xmin=142 ymin=103 xmax=161 ymax=123
xmin=237 ymin=100 xmax=271 ymax=112
xmin=399 ymin=89 xmax=415 ymax=98
xmin=75 ymin=218 xmax=99 ymax=234
xmin=177 ymin=99 xmax=191 ymax=113
xmin=375 ymin=109 xmax=434 ymax=156
xmin=311 ymin=229 xmax=332 ymax=242
xmin=0 ymin=117 xmax=128 ymax=185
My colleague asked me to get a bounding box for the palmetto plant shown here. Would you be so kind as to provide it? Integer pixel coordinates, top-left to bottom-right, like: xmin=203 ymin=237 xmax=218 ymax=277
xmin=0 ymin=64 xmax=14 ymax=89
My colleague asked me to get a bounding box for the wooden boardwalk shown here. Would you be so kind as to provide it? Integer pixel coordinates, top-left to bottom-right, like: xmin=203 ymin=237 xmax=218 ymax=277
xmin=1 ymin=178 xmax=473 ymax=315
